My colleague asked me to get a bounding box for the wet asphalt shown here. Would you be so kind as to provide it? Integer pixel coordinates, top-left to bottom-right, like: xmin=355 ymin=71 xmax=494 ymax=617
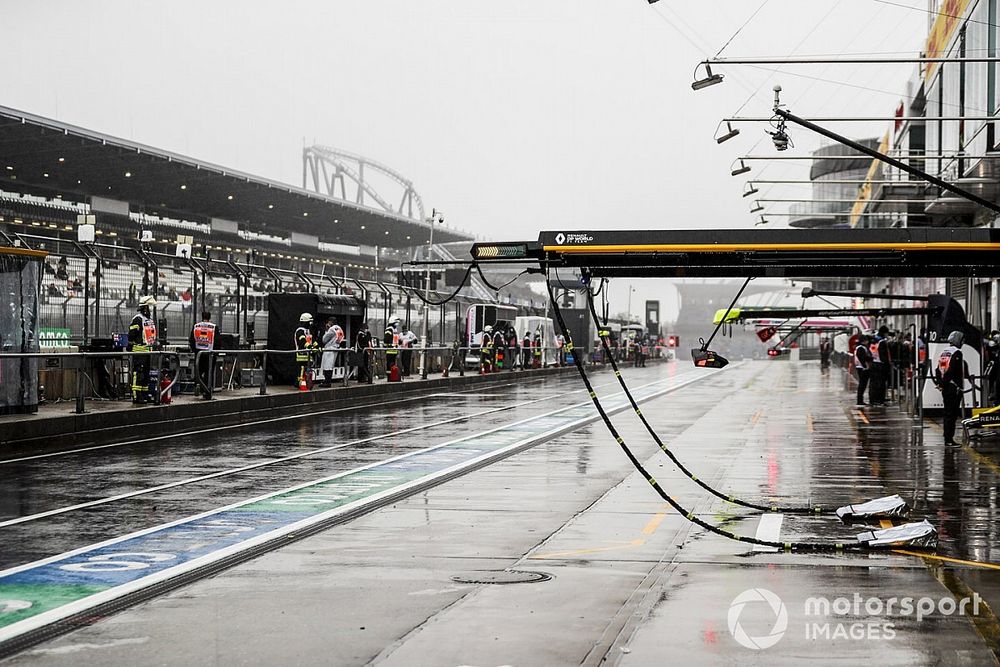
xmin=4 ymin=359 xmax=1000 ymax=665
xmin=0 ymin=372 xmax=623 ymax=569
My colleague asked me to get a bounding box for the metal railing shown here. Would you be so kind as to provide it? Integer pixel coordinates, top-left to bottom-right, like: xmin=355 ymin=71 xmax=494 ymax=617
xmin=0 ymin=341 xmax=626 ymax=416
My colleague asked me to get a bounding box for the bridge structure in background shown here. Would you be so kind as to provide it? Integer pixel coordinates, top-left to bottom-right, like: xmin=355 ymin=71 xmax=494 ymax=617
xmin=302 ymin=145 xmax=425 ymax=223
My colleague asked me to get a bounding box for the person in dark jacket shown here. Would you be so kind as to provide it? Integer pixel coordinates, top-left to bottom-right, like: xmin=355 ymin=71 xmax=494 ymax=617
xmin=492 ymin=326 xmax=507 ymax=372
xmin=355 ymin=323 xmax=373 ymax=383
xmin=128 ymin=295 xmax=158 ymax=403
xmin=936 ymin=330 xmax=967 ymax=447
xmin=853 ymin=335 xmax=871 ymax=407
xmin=819 ymin=335 xmax=832 ymax=369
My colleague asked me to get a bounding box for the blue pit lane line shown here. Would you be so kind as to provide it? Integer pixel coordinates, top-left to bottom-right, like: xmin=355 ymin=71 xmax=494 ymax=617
xmin=0 ymin=367 xmax=724 ymax=647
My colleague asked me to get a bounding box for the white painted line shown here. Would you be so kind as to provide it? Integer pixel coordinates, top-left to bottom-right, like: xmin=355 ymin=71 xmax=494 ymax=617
xmin=0 ymin=376 xmax=638 ymax=527
xmin=752 ymin=513 xmax=784 ymax=552
xmin=0 ymin=374 xmax=572 ymax=464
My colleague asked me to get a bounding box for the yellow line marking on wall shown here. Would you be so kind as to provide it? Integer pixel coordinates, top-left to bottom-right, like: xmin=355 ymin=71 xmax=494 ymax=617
xmin=806 ymin=412 xmax=814 ymax=433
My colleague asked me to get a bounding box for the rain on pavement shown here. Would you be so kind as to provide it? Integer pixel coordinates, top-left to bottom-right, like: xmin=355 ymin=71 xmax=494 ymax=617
xmin=2 ymin=358 xmax=1000 ymax=665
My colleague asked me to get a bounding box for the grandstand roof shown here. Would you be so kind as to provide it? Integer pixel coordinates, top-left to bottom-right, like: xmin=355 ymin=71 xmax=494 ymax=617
xmin=0 ymin=104 xmax=472 ymax=248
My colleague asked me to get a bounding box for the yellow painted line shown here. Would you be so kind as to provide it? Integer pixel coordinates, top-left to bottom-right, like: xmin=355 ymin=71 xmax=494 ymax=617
xmin=962 ymin=445 xmax=1000 ymax=477
xmin=923 ymin=420 xmax=1000 ymax=475
xmin=894 ymin=549 xmax=1000 ymax=572
xmin=642 ymin=512 xmax=667 ymax=536
xmin=857 ymin=410 xmax=870 ymax=424
xmin=806 ymin=412 xmax=814 ymax=433
xmin=529 ymin=539 xmax=645 ymax=560
xmin=877 ymin=518 xmax=1000 ymax=569
xmin=532 ymin=508 xmax=669 ymax=559
xmin=543 ymin=242 xmax=1000 ymax=254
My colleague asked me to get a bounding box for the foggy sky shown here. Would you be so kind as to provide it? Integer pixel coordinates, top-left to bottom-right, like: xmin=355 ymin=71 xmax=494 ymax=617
xmin=4 ymin=0 xmax=927 ymax=318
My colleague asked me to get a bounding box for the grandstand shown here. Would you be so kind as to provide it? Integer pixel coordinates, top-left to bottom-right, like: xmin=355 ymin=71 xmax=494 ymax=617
xmin=0 ymin=104 xmax=546 ymax=346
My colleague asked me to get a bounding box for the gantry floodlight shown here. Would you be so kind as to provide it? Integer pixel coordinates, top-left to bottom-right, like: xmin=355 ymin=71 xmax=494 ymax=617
xmin=716 ymin=121 xmax=740 ymax=144
xmin=750 ymin=203 xmax=764 ymax=213
xmin=755 ymin=215 xmax=768 ymax=226
xmin=731 ymin=160 xmax=751 ymax=176
xmin=692 ymin=64 xmax=724 ymax=91
xmin=742 ymin=183 xmax=760 ymax=198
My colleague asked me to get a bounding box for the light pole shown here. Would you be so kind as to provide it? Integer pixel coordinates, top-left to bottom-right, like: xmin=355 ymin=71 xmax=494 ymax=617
xmin=419 ymin=208 xmax=444 ymax=378
xmin=627 ymin=285 xmax=637 ymax=321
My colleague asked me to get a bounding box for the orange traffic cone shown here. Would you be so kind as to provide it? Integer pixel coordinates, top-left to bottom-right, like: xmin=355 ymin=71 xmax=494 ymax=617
xmin=298 ymin=377 xmax=308 ymax=392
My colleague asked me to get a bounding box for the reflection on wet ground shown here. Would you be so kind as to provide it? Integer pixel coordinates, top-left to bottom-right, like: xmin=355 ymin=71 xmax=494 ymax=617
xmin=4 ymin=359 xmax=1000 ymax=664
xmin=0 ymin=372 xmax=641 ymax=569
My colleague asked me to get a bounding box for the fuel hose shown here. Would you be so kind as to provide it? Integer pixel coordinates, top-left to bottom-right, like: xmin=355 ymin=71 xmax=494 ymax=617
xmin=545 ymin=276 xmax=880 ymax=553
xmin=582 ymin=280 xmax=827 ymax=515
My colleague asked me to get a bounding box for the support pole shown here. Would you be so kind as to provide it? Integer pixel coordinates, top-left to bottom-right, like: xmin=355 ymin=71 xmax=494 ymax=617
xmin=773 ymin=107 xmax=1000 ymax=216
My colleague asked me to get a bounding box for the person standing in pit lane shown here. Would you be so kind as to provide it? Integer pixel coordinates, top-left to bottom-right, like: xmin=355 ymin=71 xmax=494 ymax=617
xmin=936 ymin=330 xmax=968 ymax=447
xmin=479 ymin=325 xmax=494 ymax=374
xmin=492 ymin=325 xmax=507 ymax=372
xmin=868 ymin=328 xmax=889 ymax=405
xmin=355 ymin=323 xmax=373 ymax=383
xmin=189 ymin=310 xmax=217 ymax=399
xmin=294 ymin=313 xmax=319 ymax=390
xmin=400 ymin=327 xmax=418 ymax=377
xmin=128 ymin=295 xmax=158 ymax=404
xmin=819 ymin=335 xmax=832 ymax=369
xmin=854 ymin=334 xmax=872 ymax=407
xmin=507 ymin=326 xmax=520 ymax=371
xmin=384 ymin=314 xmax=401 ymax=377
xmin=521 ymin=330 xmax=532 ymax=370
xmin=320 ymin=318 xmax=345 ymax=387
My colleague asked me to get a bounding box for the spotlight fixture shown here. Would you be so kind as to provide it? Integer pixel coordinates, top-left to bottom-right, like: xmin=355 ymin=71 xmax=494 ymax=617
xmin=767 ymin=85 xmax=792 ymax=151
xmin=731 ymin=160 xmax=751 ymax=176
xmin=716 ymin=121 xmax=740 ymax=144
xmin=692 ymin=64 xmax=724 ymax=91
xmin=750 ymin=203 xmax=764 ymax=213
xmin=768 ymin=122 xmax=792 ymax=151
xmin=742 ymin=184 xmax=759 ymax=198
xmin=755 ymin=215 xmax=769 ymax=226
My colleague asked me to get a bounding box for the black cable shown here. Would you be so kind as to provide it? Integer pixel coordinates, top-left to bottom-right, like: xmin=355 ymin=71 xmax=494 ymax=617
xmin=581 ymin=282 xmax=825 ymax=515
xmin=409 ymin=263 xmax=476 ymax=306
xmin=474 ymin=264 xmax=528 ymax=293
xmin=544 ymin=274 xmax=884 ymax=553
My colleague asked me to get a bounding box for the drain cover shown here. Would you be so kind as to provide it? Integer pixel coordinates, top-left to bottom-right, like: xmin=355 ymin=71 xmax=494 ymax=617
xmin=451 ymin=570 xmax=552 ymax=585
